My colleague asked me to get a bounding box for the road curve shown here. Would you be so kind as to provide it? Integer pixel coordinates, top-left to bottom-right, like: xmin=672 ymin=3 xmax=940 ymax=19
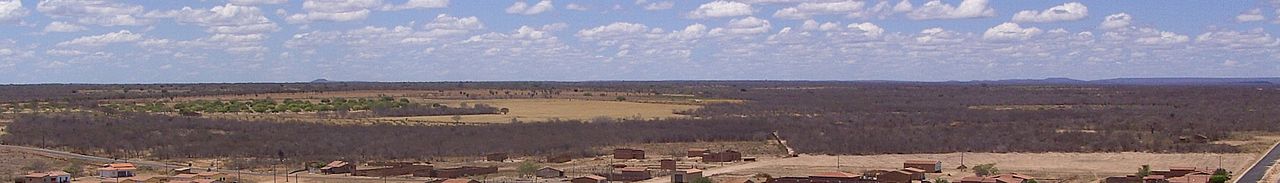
xmin=1237 ymin=142 xmax=1280 ymax=183
xmin=0 ymin=144 xmax=433 ymax=182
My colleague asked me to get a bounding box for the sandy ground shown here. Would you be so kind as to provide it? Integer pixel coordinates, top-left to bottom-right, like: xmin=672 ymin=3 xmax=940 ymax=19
xmin=695 ymin=153 xmax=1258 ymax=183
xmin=376 ymin=99 xmax=700 ymax=123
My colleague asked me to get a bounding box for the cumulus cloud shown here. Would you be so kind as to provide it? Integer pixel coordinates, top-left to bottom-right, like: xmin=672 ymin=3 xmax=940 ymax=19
xmin=688 ymin=1 xmax=753 ymax=18
xmin=506 ymin=0 xmax=554 ymax=15
xmin=643 ymin=1 xmax=674 ymax=11
xmin=382 ymin=0 xmax=448 ymax=11
xmin=710 ymin=16 xmax=770 ymax=36
xmin=37 ymin=0 xmax=150 ymax=26
xmin=565 ymin=3 xmax=588 ymax=11
xmin=772 ymin=1 xmax=865 ymax=20
xmin=422 ymin=14 xmax=483 ymax=33
xmin=1099 ymin=13 xmax=1131 ymax=30
xmin=1011 ymin=2 xmax=1087 ymax=23
xmin=893 ymin=0 xmax=912 ymax=13
xmin=147 ymin=4 xmax=280 ymax=35
xmin=57 ymin=30 xmax=143 ymax=47
xmin=286 ymin=0 xmax=383 ymax=23
xmin=228 ymin=0 xmax=288 ymax=5
xmin=1236 ymin=8 xmax=1265 ymax=22
xmin=983 ymin=22 xmax=1042 ymax=41
xmin=43 ymin=21 xmax=87 ymax=32
xmin=0 ymin=0 xmax=27 ymax=23
xmin=1195 ymin=28 xmax=1279 ymax=49
xmin=907 ymin=0 xmax=996 ymax=20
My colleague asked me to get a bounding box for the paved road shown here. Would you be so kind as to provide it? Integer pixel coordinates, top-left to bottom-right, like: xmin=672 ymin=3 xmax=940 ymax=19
xmin=1238 ymin=142 xmax=1280 ymax=183
xmin=0 ymin=144 xmax=433 ymax=182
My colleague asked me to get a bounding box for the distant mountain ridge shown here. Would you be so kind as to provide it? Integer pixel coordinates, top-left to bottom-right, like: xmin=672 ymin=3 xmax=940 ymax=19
xmin=970 ymin=77 xmax=1280 ymax=85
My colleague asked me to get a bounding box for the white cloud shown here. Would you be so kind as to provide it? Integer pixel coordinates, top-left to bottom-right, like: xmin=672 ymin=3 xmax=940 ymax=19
xmin=228 ymin=0 xmax=288 ymax=5
xmin=565 ymin=3 xmax=588 ymax=11
xmin=772 ymin=1 xmax=865 ymax=20
xmin=382 ymin=0 xmax=448 ymax=11
xmin=37 ymin=0 xmax=150 ymax=26
xmin=43 ymin=21 xmax=87 ymax=32
xmin=643 ymin=1 xmax=674 ymax=11
xmin=915 ymin=27 xmax=965 ymax=44
xmin=422 ymin=14 xmax=483 ymax=31
xmin=577 ymin=22 xmax=649 ymax=40
xmin=57 ymin=30 xmax=143 ymax=47
xmin=286 ymin=0 xmax=383 ymax=23
xmin=1236 ymin=8 xmax=1265 ymax=22
xmin=983 ymin=22 xmax=1042 ymax=41
xmin=147 ymin=4 xmax=280 ymax=35
xmin=688 ymin=1 xmax=753 ymax=19
xmin=1195 ymin=28 xmax=1279 ymax=49
xmin=1011 ymin=2 xmax=1087 ymax=23
xmin=1099 ymin=13 xmax=1131 ymax=30
xmin=710 ymin=16 xmax=770 ymax=36
xmin=892 ymin=0 xmax=912 ymax=13
xmin=907 ymin=0 xmax=995 ymax=20
xmin=506 ymin=0 xmax=554 ymax=15
xmin=0 ymin=0 xmax=27 ymax=23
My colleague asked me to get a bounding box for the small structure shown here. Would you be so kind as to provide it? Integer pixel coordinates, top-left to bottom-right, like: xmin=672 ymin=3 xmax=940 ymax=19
xmin=18 ymin=171 xmax=71 ymax=183
xmin=1104 ymin=166 xmax=1214 ymax=183
xmin=876 ymin=168 xmax=925 ymax=183
xmin=571 ymin=175 xmax=608 ymax=183
xmin=354 ymin=164 xmax=433 ymax=177
xmin=673 ymin=169 xmax=704 ymax=183
xmin=614 ymin=148 xmax=646 ymax=159
xmin=718 ymin=178 xmax=756 ymax=183
xmin=660 ymin=159 xmax=678 ymax=170
xmin=688 ymin=148 xmax=709 ymax=157
xmin=807 ymin=172 xmax=876 ymax=183
xmin=485 ymin=153 xmax=509 ymax=162
xmin=535 ymin=167 xmax=564 ymax=178
xmin=960 ymin=173 xmax=1035 ymax=183
xmin=320 ymin=161 xmax=356 ymax=174
xmin=606 ymin=167 xmax=652 ymax=181
xmin=904 ymin=159 xmax=942 ymax=173
xmin=428 ymin=179 xmax=481 ymax=183
xmin=173 ymin=167 xmax=193 ymax=174
xmin=742 ymin=157 xmax=758 ymax=162
xmin=98 ymin=163 xmax=137 ymax=178
xmin=703 ymin=150 xmax=742 ymax=162
xmin=546 ymin=154 xmax=572 ymax=163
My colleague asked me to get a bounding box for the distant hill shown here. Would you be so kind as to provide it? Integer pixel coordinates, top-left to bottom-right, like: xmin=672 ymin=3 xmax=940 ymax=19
xmin=310 ymin=79 xmax=334 ymax=83
xmin=962 ymin=77 xmax=1278 ymax=85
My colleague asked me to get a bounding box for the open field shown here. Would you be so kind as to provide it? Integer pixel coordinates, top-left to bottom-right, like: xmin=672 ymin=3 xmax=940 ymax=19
xmin=710 ymin=153 xmax=1257 ymax=183
xmin=378 ymin=99 xmax=701 ymax=123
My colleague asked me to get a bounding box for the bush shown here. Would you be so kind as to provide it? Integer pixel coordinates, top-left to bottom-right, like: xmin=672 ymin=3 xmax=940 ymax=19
xmin=517 ymin=162 xmax=540 ymax=177
xmin=1209 ymin=175 xmax=1229 ymax=183
xmin=691 ymin=177 xmax=713 ymax=183
xmin=972 ymin=163 xmax=998 ymax=176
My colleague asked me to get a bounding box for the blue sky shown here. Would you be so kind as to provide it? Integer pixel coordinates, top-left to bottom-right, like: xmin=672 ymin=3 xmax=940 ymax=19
xmin=0 ymin=0 xmax=1277 ymax=83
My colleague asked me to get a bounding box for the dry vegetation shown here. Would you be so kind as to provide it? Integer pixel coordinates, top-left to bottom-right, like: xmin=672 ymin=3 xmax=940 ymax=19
xmin=380 ymin=99 xmax=700 ymax=123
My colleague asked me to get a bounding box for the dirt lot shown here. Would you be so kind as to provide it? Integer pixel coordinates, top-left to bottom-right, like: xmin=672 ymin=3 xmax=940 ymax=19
xmin=377 ymin=99 xmax=701 ymax=123
xmin=0 ymin=148 xmax=75 ymax=180
xmin=707 ymin=152 xmax=1257 ymax=183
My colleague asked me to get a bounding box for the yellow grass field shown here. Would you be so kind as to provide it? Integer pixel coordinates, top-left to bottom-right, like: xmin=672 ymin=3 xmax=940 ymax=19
xmin=377 ymin=99 xmax=701 ymax=123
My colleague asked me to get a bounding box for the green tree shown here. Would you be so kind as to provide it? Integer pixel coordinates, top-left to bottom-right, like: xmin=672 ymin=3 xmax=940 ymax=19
xmin=1209 ymin=175 xmax=1229 ymax=183
xmin=62 ymin=163 xmax=84 ymax=177
xmin=934 ymin=177 xmax=950 ymax=183
xmin=1137 ymin=165 xmax=1151 ymax=177
xmin=972 ymin=163 xmax=998 ymax=176
xmin=517 ymin=162 xmax=540 ymax=177
xmin=499 ymin=108 xmax=510 ymax=115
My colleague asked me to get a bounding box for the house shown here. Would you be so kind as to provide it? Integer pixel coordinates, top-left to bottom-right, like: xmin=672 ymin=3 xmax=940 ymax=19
xmin=427 ymin=179 xmax=481 ymax=183
xmin=320 ymin=161 xmax=356 ymax=174
xmin=98 ymin=163 xmax=137 ymax=178
xmin=354 ymin=164 xmax=433 ymax=177
xmin=960 ymin=173 xmax=1035 ymax=183
xmin=605 ymin=167 xmax=652 ymax=181
xmin=485 ymin=153 xmax=508 ymax=162
xmin=614 ymin=148 xmax=646 ymax=159
xmin=17 ymin=171 xmax=71 ymax=183
xmin=688 ymin=148 xmax=709 ymax=157
xmin=876 ymin=168 xmax=925 ymax=183
xmin=1166 ymin=172 xmax=1211 ymax=183
xmin=1104 ymin=166 xmax=1214 ymax=183
xmin=535 ymin=167 xmax=564 ymax=178
xmin=547 ymin=154 xmax=572 ymax=163
xmin=704 ymin=150 xmax=742 ymax=162
xmin=807 ymin=171 xmax=877 ymax=183
xmin=673 ymin=169 xmax=704 ymax=183
xmin=904 ymin=159 xmax=942 ymax=173
xmin=571 ymin=175 xmax=608 ymax=183
xmin=100 ymin=175 xmax=164 ymax=183
xmin=660 ymin=159 xmax=678 ymax=170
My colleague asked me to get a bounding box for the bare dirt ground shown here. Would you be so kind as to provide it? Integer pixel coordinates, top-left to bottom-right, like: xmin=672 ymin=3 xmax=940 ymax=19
xmin=701 ymin=153 xmax=1257 ymax=183
xmin=377 ymin=99 xmax=701 ymax=123
xmin=0 ymin=148 xmax=74 ymax=180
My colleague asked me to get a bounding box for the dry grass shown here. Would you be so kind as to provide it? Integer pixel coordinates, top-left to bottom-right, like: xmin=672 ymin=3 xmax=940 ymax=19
xmin=376 ymin=99 xmax=701 ymax=123
xmin=711 ymin=152 xmax=1258 ymax=183
xmin=0 ymin=149 xmax=74 ymax=180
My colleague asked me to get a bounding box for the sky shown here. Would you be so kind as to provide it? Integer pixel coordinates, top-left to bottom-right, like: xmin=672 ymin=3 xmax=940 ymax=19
xmin=0 ymin=0 xmax=1278 ymax=83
